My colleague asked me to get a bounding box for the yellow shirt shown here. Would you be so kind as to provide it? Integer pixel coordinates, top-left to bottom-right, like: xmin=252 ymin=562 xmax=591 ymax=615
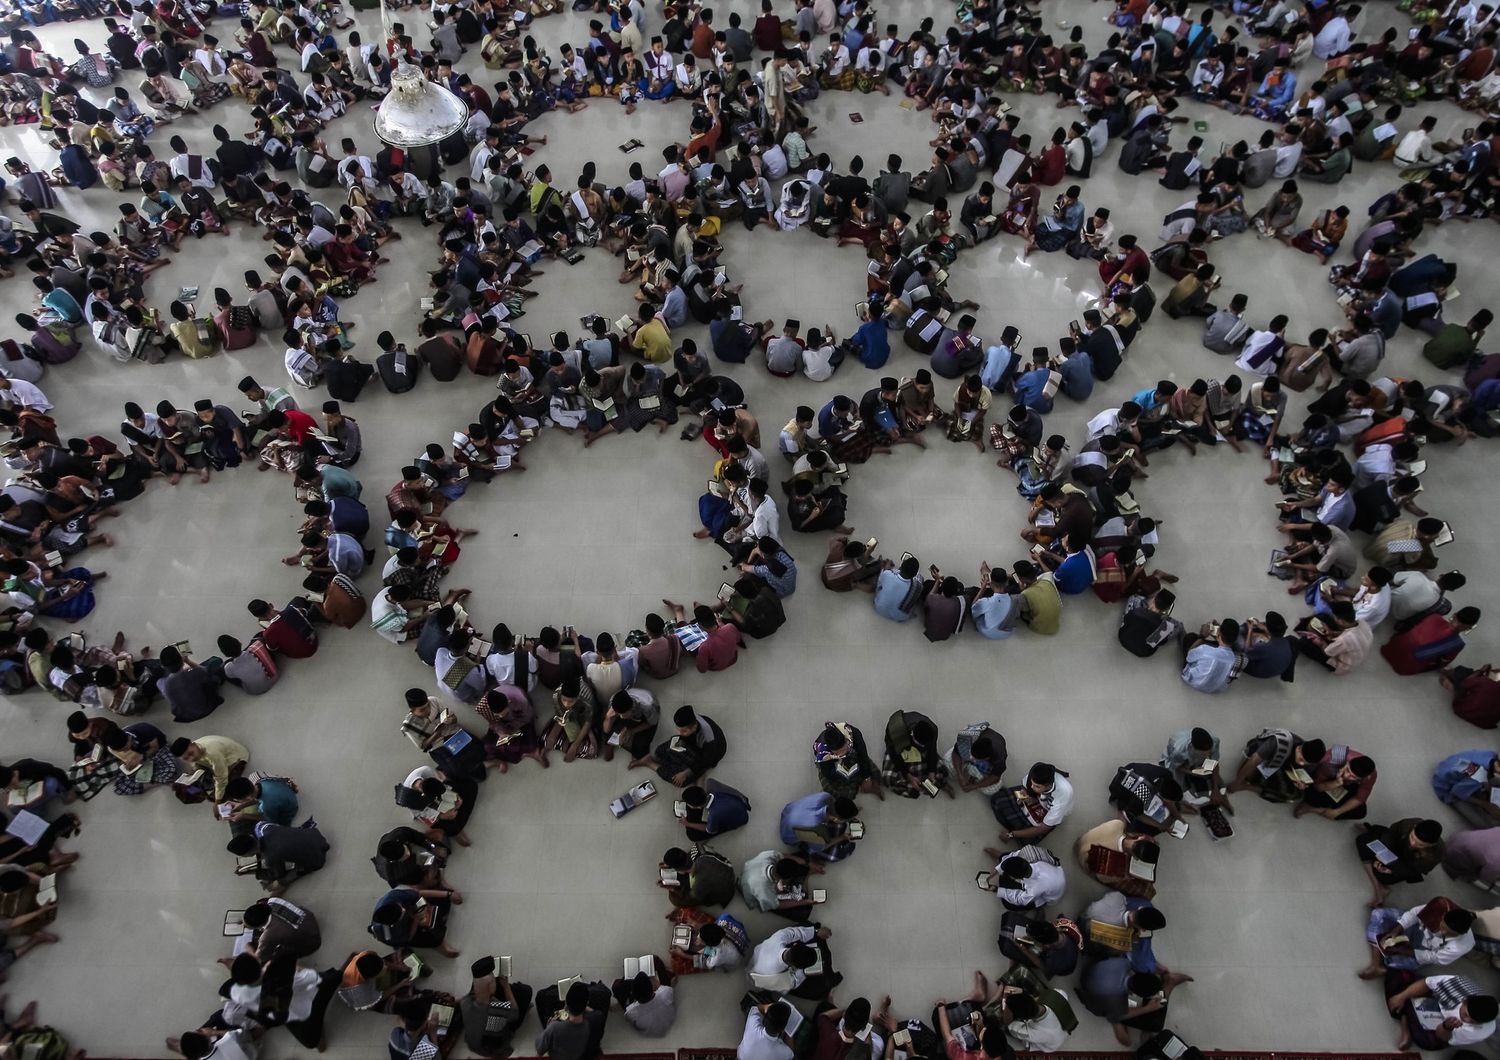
xmin=631 ymin=318 xmax=672 ymax=364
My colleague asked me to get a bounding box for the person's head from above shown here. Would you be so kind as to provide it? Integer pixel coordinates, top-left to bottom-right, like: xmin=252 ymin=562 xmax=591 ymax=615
xmin=1453 ymin=606 xmax=1482 ymax=632
xmin=1293 ymin=738 xmax=1327 ymax=769
xmin=762 ymin=999 xmax=792 ymax=1037
xmin=784 ymin=941 xmax=820 ymax=969
xmin=897 ymin=554 xmax=921 ymax=580
xmin=562 ymin=979 xmax=590 ymax=1017
xmin=1436 ymin=570 xmax=1467 ymax=594
xmin=1128 ymin=903 xmax=1167 ymax=936
xmin=223 ymin=774 xmax=260 ymax=805
xmin=1128 ymin=972 xmax=1164 ymax=1001
xmin=225 ymin=832 xmax=260 ymax=858
xmin=999 ymin=855 xmax=1032 ymax=884
xmin=830 ymin=795 xmax=860 ymax=823
xmin=666 ymin=704 xmax=702 ymax=736
xmin=1416 ymin=516 xmax=1447 ymax=542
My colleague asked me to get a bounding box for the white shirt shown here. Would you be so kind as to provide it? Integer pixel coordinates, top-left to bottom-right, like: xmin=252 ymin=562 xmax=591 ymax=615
xmin=1087 ymin=408 xmax=1124 ymax=439
xmin=645 ymin=49 xmax=673 ymax=80
xmin=285 ymin=346 xmax=319 ymax=387
xmin=370 ymin=587 xmax=411 ymax=642
xmin=1191 ymin=60 xmax=1223 ymax=88
xmin=747 ymin=495 xmax=781 ymax=541
xmin=1356 ymin=442 xmax=1397 ymax=485
xmin=1395 ymin=129 xmax=1435 ymax=166
xmin=1423 ymin=976 xmax=1496 ymax=1045
xmin=1389 ymin=571 xmax=1442 ymax=620
xmin=485 ymin=648 xmax=536 ymax=690
xmin=193 ymin=47 xmax=227 ymax=75
xmin=1353 ymin=584 xmax=1391 ymax=627
xmin=748 ymin=926 xmax=816 ymax=989
xmin=470 ymin=143 xmax=497 ymax=184
xmin=1235 ymin=329 xmax=1283 ymax=376
xmin=995 ymin=859 xmax=1066 ymax=908
xmin=1037 ymin=774 xmax=1075 ymax=825
xmin=1272 ymin=141 xmax=1303 ymax=178
xmin=170 ymin=152 xmax=216 ymax=189
xmin=820 ymin=43 xmax=850 ymax=75
xmin=738 ymin=1009 xmax=797 ymax=1060
xmin=1399 ymin=907 xmax=1474 ymax=966
xmin=1005 ymin=1004 xmax=1070 ymax=1052
xmin=802 ymin=343 xmax=838 ymax=382
xmin=0 ymin=378 xmax=51 ymax=411
xmin=1313 ymin=16 xmax=1350 ymax=58
xmin=206 ymin=1029 xmax=259 ymax=1060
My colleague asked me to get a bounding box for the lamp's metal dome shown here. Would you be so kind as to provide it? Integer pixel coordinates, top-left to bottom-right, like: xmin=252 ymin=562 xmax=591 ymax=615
xmin=373 ymin=64 xmax=469 ymax=148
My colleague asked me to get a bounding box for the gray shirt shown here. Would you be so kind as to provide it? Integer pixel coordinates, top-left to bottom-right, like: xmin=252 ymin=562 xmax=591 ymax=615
xmin=766 ymin=335 xmax=804 ymax=375
xmin=623 ymin=985 xmax=676 ymax=1037
xmin=1337 ymin=332 xmax=1385 ymax=378
xmin=1201 ymin=309 xmax=1248 ymax=353
xmin=461 ymin=991 xmax=524 ymax=1057
xmin=535 ymin=1014 xmax=595 ymax=1060
xmin=1242 ymin=147 xmax=1278 ymax=188
xmin=224 ymin=648 xmax=278 ymax=695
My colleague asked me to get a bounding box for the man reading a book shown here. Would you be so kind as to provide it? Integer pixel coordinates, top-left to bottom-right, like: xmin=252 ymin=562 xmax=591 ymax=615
xmin=461 ymin=955 xmax=533 ymax=1057
xmin=1075 ymin=819 xmax=1161 ymax=898
xmin=611 ymin=965 xmax=677 ymax=1037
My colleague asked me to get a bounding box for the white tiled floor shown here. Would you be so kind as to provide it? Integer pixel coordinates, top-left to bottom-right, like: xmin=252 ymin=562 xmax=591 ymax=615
xmin=1 ymin=0 xmax=1498 ymax=1056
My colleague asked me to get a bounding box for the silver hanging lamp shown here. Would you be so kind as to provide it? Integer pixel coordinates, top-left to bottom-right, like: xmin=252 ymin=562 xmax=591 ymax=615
xmin=371 ymin=0 xmax=469 ymax=147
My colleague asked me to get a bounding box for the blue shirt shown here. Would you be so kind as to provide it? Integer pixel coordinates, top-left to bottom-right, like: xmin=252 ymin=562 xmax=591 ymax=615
xmin=1181 ymin=643 xmax=1236 ymax=693
xmin=326 ymin=532 xmax=365 ymax=578
xmin=42 ymin=288 xmax=83 ymax=323
xmin=1053 ymin=549 xmax=1096 ymax=594
xmin=873 ymin=570 xmax=922 ymax=622
xmin=1129 ymin=386 xmax=1164 ymax=414
xmin=661 ymin=286 xmax=689 ymax=329
xmin=752 ymin=551 xmax=797 ymax=598
xmin=328 ymin=496 xmax=369 ymax=540
xmin=1258 ymin=69 xmax=1296 ymax=108
xmin=1057 ymin=351 xmax=1094 ymax=401
xmin=1081 ymin=956 xmax=1135 ymax=1021
xmin=256 ymin=778 xmax=299 ymax=825
xmin=1013 ymin=368 xmax=1054 ymax=412
xmin=1433 ymin=750 xmax=1499 ymax=806
xmin=1121 ymin=896 xmax=1159 ymax=971
xmin=971 ymin=593 xmax=1016 ymax=639
xmin=710 ymin=318 xmax=752 ymax=363
xmin=779 ymin=791 xmax=834 ymax=846
xmin=851 ymin=319 xmax=890 ymax=369
xmin=980 ymin=343 xmax=1017 ymax=391
xmin=701 ymin=789 xmax=751 ymax=836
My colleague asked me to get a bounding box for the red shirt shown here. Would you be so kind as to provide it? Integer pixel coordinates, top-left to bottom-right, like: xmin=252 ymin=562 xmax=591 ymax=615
xmin=1035 ymin=144 xmax=1066 ymax=186
xmin=260 ymin=610 xmax=318 ymax=659
xmin=285 ymin=409 xmax=317 ymax=444
xmin=695 ymin=623 xmax=740 ymax=673
xmin=1310 ymin=747 xmax=1378 ymax=805
xmin=1454 ymin=672 xmax=1500 ymax=729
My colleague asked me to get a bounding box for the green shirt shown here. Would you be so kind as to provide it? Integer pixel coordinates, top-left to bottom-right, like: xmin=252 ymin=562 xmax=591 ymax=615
xmin=1021 ymin=578 xmax=1062 ymax=635
xmin=1422 ymin=323 xmax=1476 ymax=370
xmin=320 ymin=464 xmax=361 ymax=499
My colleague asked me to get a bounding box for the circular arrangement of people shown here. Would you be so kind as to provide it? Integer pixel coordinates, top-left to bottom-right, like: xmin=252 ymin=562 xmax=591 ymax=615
xmin=0 ymin=0 xmax=1496 ymax=1053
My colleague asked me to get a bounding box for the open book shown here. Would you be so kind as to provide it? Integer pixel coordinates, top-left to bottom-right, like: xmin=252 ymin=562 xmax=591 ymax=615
xmin=4 ymin=809 xmax=48 ymax=846
xmin=622 ymin=954 xmax=656 ymax=979
xmin=6 ymin=782 xmax=44 ymax=808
